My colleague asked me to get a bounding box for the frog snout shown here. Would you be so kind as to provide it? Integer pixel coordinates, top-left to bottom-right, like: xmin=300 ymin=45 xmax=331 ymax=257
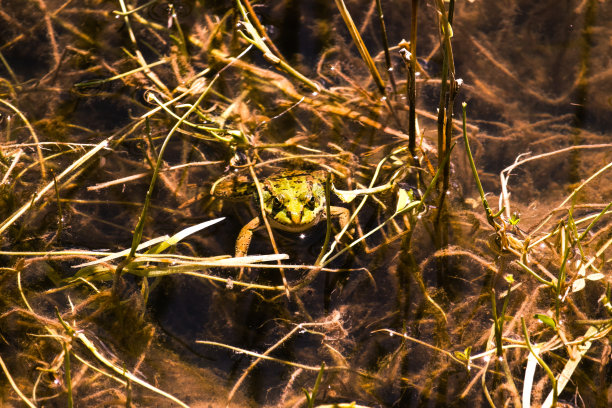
xmin=288 ymin=211 xmax=302 ymax=224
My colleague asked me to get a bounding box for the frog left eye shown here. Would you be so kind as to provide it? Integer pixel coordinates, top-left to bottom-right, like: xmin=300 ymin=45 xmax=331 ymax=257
xmin=306 ymin=195 xmax=316 ymax=209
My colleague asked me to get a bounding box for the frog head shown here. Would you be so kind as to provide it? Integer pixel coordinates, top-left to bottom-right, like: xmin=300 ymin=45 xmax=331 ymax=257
xmin=261 ymin=171 xmax=326 ymax=232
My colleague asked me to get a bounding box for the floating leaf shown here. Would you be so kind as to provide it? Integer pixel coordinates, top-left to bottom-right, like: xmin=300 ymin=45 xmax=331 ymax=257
xmin=572 ymin=278 xmax=586 ymax=292
xmin=396 ymin=188 xmax=409 ymax=212
xmin=395 ymin=188 xmax=416 ymax=213
xmin=534 ymin=314 xmax=557 ymax=330
xmin=332 ymin=183 xmax=392 ymax=203
xmin=332 ymin=187 xmax=360 ymax=203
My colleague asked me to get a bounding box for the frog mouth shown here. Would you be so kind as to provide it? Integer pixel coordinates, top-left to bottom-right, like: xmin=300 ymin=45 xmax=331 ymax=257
xmin=267 ymin=212 xmax=320 ymax=232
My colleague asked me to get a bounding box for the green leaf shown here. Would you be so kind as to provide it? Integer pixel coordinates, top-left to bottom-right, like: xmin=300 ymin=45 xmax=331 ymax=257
xmin=454 ymin=346 xmax=472 ymax=362
xmin=454 ymin=351 xmax=466 ymax=361
xmin=534 ymin=314 xmax=557 ymax=330
xmin=395 ymin=188 xmax=416 ymax=213
xmin=302 ymin=388 xmax=312 ymax=405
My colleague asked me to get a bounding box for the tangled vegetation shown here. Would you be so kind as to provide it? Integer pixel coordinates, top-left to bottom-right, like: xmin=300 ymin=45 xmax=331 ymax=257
xmin=0 ymin=0 xmax=611 ymax=407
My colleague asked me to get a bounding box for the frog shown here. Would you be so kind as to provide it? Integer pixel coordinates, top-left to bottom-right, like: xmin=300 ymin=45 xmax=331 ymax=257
xmin=211 ymin=170 xmax=350 ymax=258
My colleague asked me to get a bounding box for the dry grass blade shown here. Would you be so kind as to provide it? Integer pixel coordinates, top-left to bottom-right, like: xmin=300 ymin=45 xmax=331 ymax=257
xmin=333 ymin=0 xmax=385 ymax=95
xmin=1 ymin=1 xmax=611 ymax=406
xmin=0 ymin=98 xmax=46 ymax=179
xmin=0 ymin=355 xmax=36 ymax=408
xmin=0 ymin=135 xmax=113 ymax=235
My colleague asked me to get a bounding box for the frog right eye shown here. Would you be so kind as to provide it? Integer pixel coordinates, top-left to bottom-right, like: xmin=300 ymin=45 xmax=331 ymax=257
xmin=271 ymin=197 xmax=284 ymax=212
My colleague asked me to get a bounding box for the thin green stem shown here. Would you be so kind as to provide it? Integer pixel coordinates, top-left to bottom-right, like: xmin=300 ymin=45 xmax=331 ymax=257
xmin=555 ymin=246 xmax=572 ymax=322
xmin=307 ymin=362 xmax=326 ymax=408
xmin=461 ymin=102 xmax=500 ymax=229
xmin=491 ymin=290 xmax=503 ymax=357
xmin=128 ymin=45 xmax=252 ymax=259
xmin=0 ymin=50 xmax=19 ymax=83
xmin=579 ymin=201 xmax=612 ymax=242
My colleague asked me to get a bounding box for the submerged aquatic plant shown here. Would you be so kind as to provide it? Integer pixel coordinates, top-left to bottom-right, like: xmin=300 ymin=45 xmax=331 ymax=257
xmin=0 ymin=0 xmax=611 ymax=407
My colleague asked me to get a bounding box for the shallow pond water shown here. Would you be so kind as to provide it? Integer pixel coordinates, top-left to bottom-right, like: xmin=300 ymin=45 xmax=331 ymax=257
xmin=1 ymin=1 xmax=611 ymax=407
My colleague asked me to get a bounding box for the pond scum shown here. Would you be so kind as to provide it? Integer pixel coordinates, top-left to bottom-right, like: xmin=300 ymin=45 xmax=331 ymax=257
xmin=0 ymin=1 xmax=611 ymax=407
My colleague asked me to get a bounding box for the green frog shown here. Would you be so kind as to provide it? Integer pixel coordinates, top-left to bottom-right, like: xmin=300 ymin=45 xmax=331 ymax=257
xmin=211 ymin=170 xmax=349 ymax=257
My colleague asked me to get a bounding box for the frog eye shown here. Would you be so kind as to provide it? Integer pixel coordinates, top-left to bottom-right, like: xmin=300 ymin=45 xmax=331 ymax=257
xmin=306 ymin=195 xmax=316 ymax=209
xmin=271 ymin=197 xmax=284 ymax=212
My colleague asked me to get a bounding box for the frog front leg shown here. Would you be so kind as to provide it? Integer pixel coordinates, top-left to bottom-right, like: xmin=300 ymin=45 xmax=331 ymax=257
xmin=330 ymin=206 xmax=351 ymax=241
xmin=234 ymin=217 xmax=261 ymax=279
xmin=235 ymin=217 xmax=261 ymax=257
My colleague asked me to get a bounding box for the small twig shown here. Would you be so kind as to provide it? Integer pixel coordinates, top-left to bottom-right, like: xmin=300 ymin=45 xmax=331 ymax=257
xmin=0 ymin=355 xmax=37 ymax=408
xmin=0 ymin=98 xmax=46 ymax=180
xmin=375 ymin=0 xmax=397 ymax=94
